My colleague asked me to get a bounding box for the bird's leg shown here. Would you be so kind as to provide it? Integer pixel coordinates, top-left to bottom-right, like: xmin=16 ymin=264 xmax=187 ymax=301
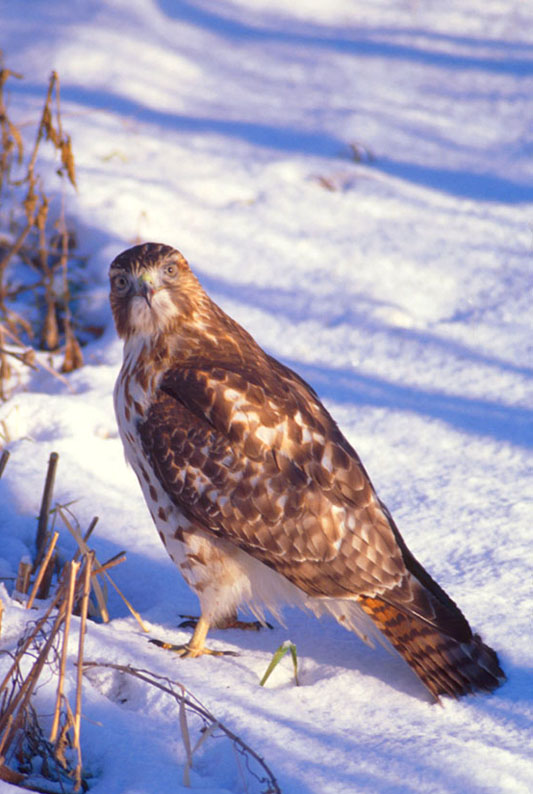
xmin=179 ymin=611 xmax=273 ymax=632
xmin=149 ymin=614 xmax=238 ymax=657
xmin=181 ymin=614 xmax=211 ymax=657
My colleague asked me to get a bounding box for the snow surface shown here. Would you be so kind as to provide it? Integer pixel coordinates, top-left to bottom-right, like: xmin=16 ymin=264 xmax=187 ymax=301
xmin=0 ymin=1 xmax=532 ymax=792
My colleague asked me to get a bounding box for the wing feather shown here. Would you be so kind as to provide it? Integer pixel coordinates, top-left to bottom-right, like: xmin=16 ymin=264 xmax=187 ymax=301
xmin=139 ymin=358 xmax=410 ymax=600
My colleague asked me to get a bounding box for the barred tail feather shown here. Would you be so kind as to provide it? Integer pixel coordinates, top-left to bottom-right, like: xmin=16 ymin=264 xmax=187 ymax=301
xmin=358 ymin=595 xmax=505 ymax=700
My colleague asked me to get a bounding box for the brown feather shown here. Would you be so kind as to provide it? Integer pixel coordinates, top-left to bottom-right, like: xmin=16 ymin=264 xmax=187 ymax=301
xmin=358 ymin=595 xmax=503 ymax=699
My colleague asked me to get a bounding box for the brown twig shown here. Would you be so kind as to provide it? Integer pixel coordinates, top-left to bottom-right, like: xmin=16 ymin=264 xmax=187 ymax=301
xmin=1 ymin=63 xmax=81 ymax=402
xmin=15 ymin=559 xmax=32 ymax=595
xmin=0 ymin=346 xmax=37 ymax=369
xmin=98 ymin=565 xmax=148 ymax=633
xmin=50 ymin=561 xmax=79 ymax=743
xmin=73 ymin=554 xmax=91 ymax=791
xmin=0 ymin=574 xmax=67 ymax=695
xmin=58 ymin=507 xmax=109 ymax=624
xmin=36 ymin=550 xmax=57 ymax=601
xmin=0 ymin=448 xmax=9 ymax=477
xmin=0 ymin=599 xmax=66 ymax=753
xmin=26 ymin=531 xmax=59 ymax=609
xmin=0 ymin=325 xmax=10 ymax=400
xmin=58 ymin=196 xmax=82 ymax=373
xmin=0 ymin=61 xmax=24 ymax=197
xmin=0 ymin=324 xmax=72 ymax=390
xmin=91 ymin=553 xmax=126 ymax=576
xmin=81 ymin=662 xmax=282 ymax=794
xmin=35 ymin=452 xmax=59 ymax=568
xmin=0 ymin=714 xmax=14 ymax=759
xmin=72 ymin=517 xmax=98 ymax=563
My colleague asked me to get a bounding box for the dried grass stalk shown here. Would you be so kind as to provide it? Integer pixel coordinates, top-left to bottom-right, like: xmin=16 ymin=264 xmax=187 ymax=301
xmin=0 ymin=755 xmax=25 ymax=784
xmin=0 ymin=550 xmax=94 ymax=790
xmin=26 ymin=531 xmax=59 ymax=609
xmin=0 ymin=579 xmax=66 ymax=695
xmin=58 ymin=507 xmax=110 ymax=624
xmin=15 ymin=559 xmax=32 ymax=596
xmin=0 ymin=601 xmax=65 ymax=753
xmin=72 ymin=517 xmax=98 ymax=563
xmin=0 ymin=448 xmax=9 ymax=478
xmin=50 ymin=561 xmax=79 ymax=743
xmin=97 ymin=565 xmax=148 ymax=633
xmin=0 ymin=714 xmax=13 ymax=758
xmin=35 ymin=452 xmax=59 ymax=568
xmin=0 ymin=324 xmax=72 ymax=393
xmin=1 ymin=61 xmax=83 ymax=401
xmin=73 ymin=553 xmax=92 ymax=792
xmin=36 ymin=550 xmax=57 ymax=601
xmin=91 ymin=552 xmax=126 ymax=576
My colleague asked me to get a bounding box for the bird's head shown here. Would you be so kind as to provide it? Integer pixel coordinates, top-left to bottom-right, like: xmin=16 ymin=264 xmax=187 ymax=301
xmin=109 ymin=243 xmax=199 ymax=339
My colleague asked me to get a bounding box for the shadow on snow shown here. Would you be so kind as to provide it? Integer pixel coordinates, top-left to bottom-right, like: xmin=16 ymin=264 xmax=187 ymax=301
xmin=157 ymin=0 xmax=533 ymax=76
xmin=14 ymin=78 xmax=533 ymax=204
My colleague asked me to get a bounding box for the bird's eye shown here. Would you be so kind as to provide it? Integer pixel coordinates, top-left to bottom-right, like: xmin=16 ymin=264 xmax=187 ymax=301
xmin=164 ymin=264 xmax=177 ymax=277
xmin=113 ymin=274 xmax=129 ymax=292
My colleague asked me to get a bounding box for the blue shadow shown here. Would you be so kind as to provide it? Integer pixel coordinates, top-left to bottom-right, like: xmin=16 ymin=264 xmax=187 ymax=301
xmin=16 ymin=80 xmax=533 ymax=204
xmin=157 ymin=0 xmax=533 ymax=75
xmin=375 ymin=157 xmax=533 ymax=203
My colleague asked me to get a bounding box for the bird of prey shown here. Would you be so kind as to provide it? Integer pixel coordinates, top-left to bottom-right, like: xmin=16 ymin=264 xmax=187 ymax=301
xmin=109 ymin=242 xmax=504 ymax=700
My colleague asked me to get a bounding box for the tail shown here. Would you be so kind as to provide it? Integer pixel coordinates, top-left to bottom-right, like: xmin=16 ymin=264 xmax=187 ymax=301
xmin=358 ymin=593 xmax=505 ymax=700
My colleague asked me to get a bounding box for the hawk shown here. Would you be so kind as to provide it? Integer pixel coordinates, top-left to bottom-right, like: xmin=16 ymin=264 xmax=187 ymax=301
xmin=109 ymin=242 xmax=504 ymax=701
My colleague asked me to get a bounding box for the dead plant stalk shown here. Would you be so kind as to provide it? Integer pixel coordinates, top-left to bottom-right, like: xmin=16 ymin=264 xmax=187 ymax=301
xmin=26 ymin=531 xmax=59 ymax=609
xmin=73 ymin=554 xmax=91 ymax=791
xmin=50 ymin=561 xmax=79 ymax=743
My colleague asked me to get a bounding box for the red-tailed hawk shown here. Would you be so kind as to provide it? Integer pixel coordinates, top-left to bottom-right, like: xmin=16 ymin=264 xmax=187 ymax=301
xmin=109 ymin=242 xmax=504 ymax=700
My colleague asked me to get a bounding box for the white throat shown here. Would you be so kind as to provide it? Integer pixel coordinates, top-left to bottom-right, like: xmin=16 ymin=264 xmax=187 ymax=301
xmin=128 ymin=290 xmax=179 ymax=336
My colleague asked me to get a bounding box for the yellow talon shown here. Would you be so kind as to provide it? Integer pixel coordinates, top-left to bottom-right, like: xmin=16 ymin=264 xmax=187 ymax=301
xmin=149 ymin=615 xmax=238 ymax=657
xmin=148 ymin=638 xmax=236 ymax=657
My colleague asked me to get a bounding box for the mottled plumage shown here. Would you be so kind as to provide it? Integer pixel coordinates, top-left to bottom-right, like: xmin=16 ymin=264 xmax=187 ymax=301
xmin=110 ymin=242 xmax=504 ymax=700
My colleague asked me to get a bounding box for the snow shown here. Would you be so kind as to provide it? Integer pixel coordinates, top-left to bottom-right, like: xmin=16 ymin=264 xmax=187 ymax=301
xmin=0 ymin=0 xmax=532 ymax=792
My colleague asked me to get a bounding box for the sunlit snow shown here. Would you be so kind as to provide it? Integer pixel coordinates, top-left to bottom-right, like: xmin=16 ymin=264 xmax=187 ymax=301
xmin=0 ymin=1 xmax=532 ymax=793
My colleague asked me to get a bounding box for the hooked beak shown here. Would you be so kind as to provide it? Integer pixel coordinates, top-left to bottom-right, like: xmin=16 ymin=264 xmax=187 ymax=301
xmin=138 ymin=273 xmax=155 ymax=308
